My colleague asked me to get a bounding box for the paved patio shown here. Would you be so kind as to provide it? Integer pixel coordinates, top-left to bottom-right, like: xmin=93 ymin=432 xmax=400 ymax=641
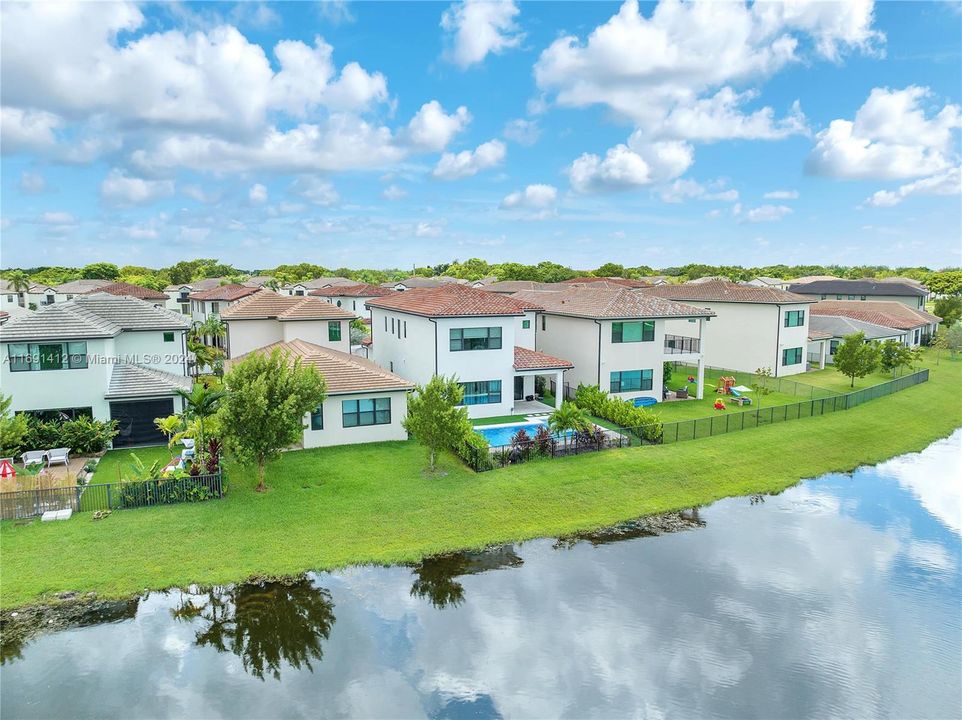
xmin=513 ymin=399 xmax=556 ymax=415
xmin=0 ymin=457 xmax=89 ymax=493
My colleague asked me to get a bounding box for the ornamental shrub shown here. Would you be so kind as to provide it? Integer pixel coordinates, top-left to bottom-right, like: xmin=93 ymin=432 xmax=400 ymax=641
xmin=573 ymin=383 xmax=663 ymax=443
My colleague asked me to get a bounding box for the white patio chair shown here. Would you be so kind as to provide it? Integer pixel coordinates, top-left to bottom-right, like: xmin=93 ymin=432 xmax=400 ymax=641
xmin=21 ymin=450 xmax=47 ymax=467
xmin=46 ymin=448 xmax=70 ymax=466
xmin=181 ymin=438 xmax=196 ymax=460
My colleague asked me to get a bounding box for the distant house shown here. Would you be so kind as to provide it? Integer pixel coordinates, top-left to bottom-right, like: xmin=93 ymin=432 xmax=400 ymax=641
xmin=806 ymin=315 xmax=907 ymax=368
xmin=641 ymin=280 xmax=815 ymax=376
xmin=381 ymin=276 xmax=467 ymax=292
xmin=481 ymin=280 xmax=554 ymax=294
xmin=309 ymin=283 xmax=394 ymax=320
xmin=242 ymin=276 xmax=276 ymax=288
xmin=559 ymin=276 xmax=654 ymax=289
xmin=744 ymin=277 xmax=790 ymax=290
xmin=26 ymin=279 xmax=111 ymax=307
xmin=219 ymin=291 xmax=355 ymax=358
xmin=163 ymin=277 xmax=233 ymax=315
xmin=282 ymin=277 xmax=355 ymax=296
xmin=787 ymin=279 xmax=929 ymax=310
xmin=0 ymin=279 xmax=30 ymax=318
xmin=188 ymin=284 xmax=262 ymax=326
xmin=468 ymin=276 xmax=499 ymax=288
xmin=25 ymin=283 xmax=59 ymax=308
xmin=97 ymin=282 xmax=168 ymax=307
xmin=1 ymin=294 xmax=192 ymax=447
xmin=227 ymin=339 xmax=413 ymax=449
xmin=810 ymin=300 xmax=940 ymax=346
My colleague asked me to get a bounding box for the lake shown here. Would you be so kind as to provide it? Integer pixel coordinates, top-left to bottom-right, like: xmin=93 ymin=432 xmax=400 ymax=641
xmin=2 ymin=430 xmax=960 ymax=719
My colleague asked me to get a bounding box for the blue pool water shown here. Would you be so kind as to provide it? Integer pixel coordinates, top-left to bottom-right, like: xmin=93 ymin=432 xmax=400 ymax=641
xmin=475 ymin=421 xmax=551 ymax=447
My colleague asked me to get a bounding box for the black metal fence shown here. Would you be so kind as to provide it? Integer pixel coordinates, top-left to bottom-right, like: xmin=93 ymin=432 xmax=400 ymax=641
xmin=664 ymin=335 xmax=701 ymax=354
xmin=465 ymin=429 xmax=630 ymax=472
xmin=0 ymin=473 xmax=224 ymax=521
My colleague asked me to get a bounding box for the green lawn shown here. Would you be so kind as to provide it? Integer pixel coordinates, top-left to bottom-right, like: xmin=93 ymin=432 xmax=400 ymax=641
xmin=90 ymin=446 xmax=173 ymax=484
xmin=2 ymin=351 xmax=959 ymax=609
xmin=472 ymin=414 xmax=531 ymax=426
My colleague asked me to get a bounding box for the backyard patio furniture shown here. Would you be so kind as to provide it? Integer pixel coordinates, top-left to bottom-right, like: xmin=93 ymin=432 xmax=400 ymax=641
xmin=46 ymin=448 xmax=70 ymax=466
xmin=21 ymin=450 xmax=47 ymax=467
xmin=676 ymin=387 xmax=689 ymax=400
xmin=181 ymin=439 xmax=196 ymax=460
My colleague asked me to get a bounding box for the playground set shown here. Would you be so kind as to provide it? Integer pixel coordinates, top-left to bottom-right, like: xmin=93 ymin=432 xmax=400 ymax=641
xmin=713 ymin=375 xmax=752 ymax=409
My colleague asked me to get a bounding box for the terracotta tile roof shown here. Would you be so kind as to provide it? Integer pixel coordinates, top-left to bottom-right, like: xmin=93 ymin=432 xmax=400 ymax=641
xmin=787 ymin=279 xmax=928 ymax=297
xmin=366 ymin=283 xmax=536 ymax=317
xmin=641 ymin=279 xmax=812 ymax=304
xmin=227 ymin=339 xmax=413 ymax=395
xmin=809 ymin=315 xmax=905 ymax=340
xmin=188 ymin=284 xmax=262 ymax=301
xmin=164 ymin=277 xmax=232 ymax=292
xmin=482 ymin=280 xmax=554 ymax=293
xmin=513 ymin=346 xmax=573 ymax=370
xmin=309 ymin=283 xmax=394 ymax=298
xmin=559 ymin=276 xmax=653 ymax=288
xmin=97 ymin=282 xmax=168 ymax=300
xmin=807 ymin=329 xmax=835 ymax=341
xmin=381 ymin=276 xmax=468 ymax=289
xmin=220 ymin=291 xmax=354 ymax=321
xmin=510 ymin=287 xmax=713 ymax=319
xmin=810 ymin=300 xmax=940 ymax=330
xmin=54 ymin=279 xmax=112 ymax=294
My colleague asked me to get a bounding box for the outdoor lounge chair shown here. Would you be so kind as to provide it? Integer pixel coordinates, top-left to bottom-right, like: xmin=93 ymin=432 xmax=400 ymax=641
xmin=21 ymin=450 xmax=47 ymax=467
xmin=46 ymin=448 xmax=70 ymax=466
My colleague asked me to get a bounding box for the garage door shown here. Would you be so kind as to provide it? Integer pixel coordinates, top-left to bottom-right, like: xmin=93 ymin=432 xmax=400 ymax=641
xmin=110 ymin=399 xmax=174 ymax=448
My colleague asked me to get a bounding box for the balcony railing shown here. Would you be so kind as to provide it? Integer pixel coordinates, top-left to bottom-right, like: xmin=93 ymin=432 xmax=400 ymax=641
xmin=664 ymin=334 xmax=700 ymax=354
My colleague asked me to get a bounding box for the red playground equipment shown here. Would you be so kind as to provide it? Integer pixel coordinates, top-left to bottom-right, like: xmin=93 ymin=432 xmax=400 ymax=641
xmin=716 ymin=376 xmax=736 ymax=394
xmin=714 ymin=398 xmax=727 ymax=410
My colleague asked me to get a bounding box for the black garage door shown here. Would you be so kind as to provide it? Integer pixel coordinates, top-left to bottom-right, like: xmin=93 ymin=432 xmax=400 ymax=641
xmin=110 ymin=399 xmax=174 ymax=448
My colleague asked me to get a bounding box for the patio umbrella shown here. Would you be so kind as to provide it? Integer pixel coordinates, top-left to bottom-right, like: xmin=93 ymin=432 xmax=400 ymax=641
xmin=0 ymin=459 xmax=16 ymax=479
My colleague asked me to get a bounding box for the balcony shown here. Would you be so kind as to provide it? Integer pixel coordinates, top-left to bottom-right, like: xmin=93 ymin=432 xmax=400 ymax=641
xmin=664 ymin=334 xmax=700 ymax=354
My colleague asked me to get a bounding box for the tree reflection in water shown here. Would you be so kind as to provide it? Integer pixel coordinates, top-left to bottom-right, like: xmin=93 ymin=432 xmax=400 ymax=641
xmin=410 ymin=546 xmax=523 ymax=609
xmin=554 ymin=508 xmax=705 ymax=548
xmin=172 ymin=575 xmax=335 ymax=681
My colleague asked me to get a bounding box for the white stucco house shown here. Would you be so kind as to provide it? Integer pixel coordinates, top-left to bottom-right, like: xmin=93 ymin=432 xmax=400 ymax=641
xmin=641 ymin=280 xmax=815 ymax=377
xmin=309 ymin=283 xmax=394 ymax=320
xmin=25 ymin=280 xmax=113 ymax=308
xmin=219 ymin=291 xmax=355 ymax=358
xmin=511 ymin=286 xmax=714 ymax=402
xmin=787 ymin=279 xmax=929 ymax=310
xmin=188 ymin=284 xmax=262 ymax=325
xmin=1 ymin=294 xmax=192 ymax=448
xmin=0 ymin=280 xmax=31 ymax=319
xmin=810 ymin=300 xmax=940 ymax=347
xmin=366 ymin=284 xmax=573 ymax=419
xmin=281 ymin=277 xmax=355 ymax=296
xmin=806 ymin=315 xmax=907 ymax=368
xmin=381 ymin=276 xmax=467 ymax=292
xmin=163 ymin=277 xmax=235 ymax=314
xmin=744 ymin=277 xmax=791 ymax=290
xmin=226 ymin=339 xmax=413 ymax=449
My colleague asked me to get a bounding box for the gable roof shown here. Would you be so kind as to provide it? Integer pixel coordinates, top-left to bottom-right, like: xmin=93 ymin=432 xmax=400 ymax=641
xmin=809 ymin=314 xmax=904 ymax=340
xmin=97 ymin=282 xmax=168 ymax=301
xmin=55 ymin=279 xmax=112 ymax=294
xmin=787 ymin=279 xmax=928 ymax=297
xmin=482 ymin=280 xmax=554 ymax=293
xmin=641 ymin=279 xmax=813 ymax=305
xmin=510 ymin=287 xmax=713 ymax=319
xmin=749 ymin=276 xmax=786 ymax=286
xmin=382 ymin=276 xmax=467 ymax=289
xmin=559 ymin=276 xmax=653 ymax=288
xmin=106 ymin=363 xmax=192 ymax=399
xmin=243 ymin=276 xmax=275 ymax=286
xmin=810 ymin=300 xmax=940 ymax=330
xmin=188 ymin=284 xmax=262 ymax=302
xmin=366 ymin=283 xmax=536 ymax=317
xmin=219 ymin=291 xmax=355 ymax=321
xmin=163 ymin=277 xmax=232 ymax=292
xmin=310 ymin=283 xmax=394 ymax=298
xmin=285 ymin=277 xmax=356 ymax=289
xmin=513 ymin=346 xmax=573 ymax=371
xmin=227 ymin=339 xmax=413 ymax=395
xmin=0 ymin=293 xmax=189 ymax=342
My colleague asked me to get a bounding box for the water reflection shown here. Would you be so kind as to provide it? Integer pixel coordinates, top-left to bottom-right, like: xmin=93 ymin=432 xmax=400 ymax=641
xmin=410 ymin=546 xmax=523 ymax=609
xmin=554 ymin=507 xmax=705 ymax=548
xmin=172 ymin=576 xmax=335 ymax=681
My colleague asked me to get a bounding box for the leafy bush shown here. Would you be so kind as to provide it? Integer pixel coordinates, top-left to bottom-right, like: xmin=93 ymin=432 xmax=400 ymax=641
xmin=574 ymin=383 xmax=663 ymax=442
xmin=205 ymin=437 xmax=222 ymax=474
xmin=533 ymin=425 xmax=554 ymax=456
xmin=0 ymin=395 xmax=28 ymax=458
xmin=20 ymin=414 xmax=118 ymax=455
xmin=510 ymin=428 xmax=534 ymax=461
xmin=454 ymin=431 xmax=493 ymax=471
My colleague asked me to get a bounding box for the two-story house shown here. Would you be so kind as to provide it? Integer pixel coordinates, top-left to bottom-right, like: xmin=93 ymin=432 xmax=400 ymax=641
xmin=641 ymin=280 xmax=815 ymax=377
xmin=281 ymin=277 xmax=355 ymax=297
xmin=309 ymin=283 xmax=394 ymax=320
xmin=810 ymin=300 xmax=940 ymax=347
xmin=163 ymin=277 xmax=234 ymax=314
xmin=0 ymin=280 xmax=30 ymax=319
xmin=511 ymin=286 xmax=713 ymax=401
xmin=366 ymin=284 xmax=572 ymax=418
xmin=787 ymin=279 xmax=929 ymax=310
xmin=1 ymin=294 xmax=192 ymax=447
xmin=188 ymin=284 xmax=262 ymax=326
xmin=219 ymin=291 xmax=355 ymax=358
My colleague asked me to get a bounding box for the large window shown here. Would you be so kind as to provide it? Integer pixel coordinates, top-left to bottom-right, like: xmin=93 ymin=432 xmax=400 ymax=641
xmin=328 ymin=321 xmax=341 ymax=342
xmin=342 ymin=397 xmax=392 ymax=427
xmin=610 ymin=369 xmax=653 ymax=393
xmin=450 ymin=327 xmax=502 ymax=351
xmin=460 ymin=380 xmax=502 ymax=405
xmin=829 ymin=340 xmax=839 ymax=355
xmin=784 ymin=310 xmax=805 ymax=327
xmin=8 ymin=342 xmax=87 ymax=372
xmin=310 ymin=405 xmax=324 ymax=431
xmin=782 ymin=347 xmax=803 ymax=366
xmin=612 ymin=321 xmax=654 ymax=343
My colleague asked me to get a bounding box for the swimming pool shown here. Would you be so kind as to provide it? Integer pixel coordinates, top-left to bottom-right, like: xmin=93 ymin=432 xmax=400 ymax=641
xmin=474 ymin=420 xmax=571 ymax=447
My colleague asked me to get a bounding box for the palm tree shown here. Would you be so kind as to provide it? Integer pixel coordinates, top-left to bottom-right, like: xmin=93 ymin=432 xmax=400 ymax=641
xmin=198 ymin=316 xmax=227 ymax=346
xmin=5 ymin=270 xmax=30 ymax=307
xmin=174 ymin=385 xmax=227 ymax=463
xmin=547 ymin=402 xmax=590 ymax=435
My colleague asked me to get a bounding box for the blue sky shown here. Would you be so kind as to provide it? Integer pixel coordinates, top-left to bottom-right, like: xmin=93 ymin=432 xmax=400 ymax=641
xmin=1 ymin=0 xmax=960 ymax=271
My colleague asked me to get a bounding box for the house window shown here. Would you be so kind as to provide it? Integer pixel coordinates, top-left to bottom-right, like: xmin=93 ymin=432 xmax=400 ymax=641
xmin=352 ymin=301 xmax=357 ymax=311
xmin=66 ymin=295 xmax=73 ymax=300
xmin=782 ymin=347 xmax=803 ymax=366
xmin=784 ymin=310 xmax=805 ymax=327
xmin=211 ymin=302 xmax=220 ymax=315
xmin=820 ymin=294 xmax=827 ymax=300
xmin=7 ymin=341 xmax=87 ymax=371
xmin=180 ymin=304 xmax=189 ymax=315
xmin=342 ymin=397 xmax=391 ymax=427
xmin=847 ymin=295 xmax=856 ymax=300
xmin=328 ymin=321 xmax=341 ymax=342
xmin=391 ymin=318 xmax=395 ymax=334
xmin=403 ymin=321 xmax=407 ymax=338
xmin=836 ymin=295 xmax=843 ymax=300
xmin=336 ymin=300 xmax=342 ymax=307
xmin=914 ymin=329 xmax=920 ymax=344
xmin=612 ymin=321 xmax=654 ymax=343
xmin=541 ymin=315 xmax=546 ymax=331
xmin=310 ymin=405 xmax=324 ymax=431
xmin=449 ymin=327 xmax=502 ymax=351
xmin=384 ymin=316 xmax=388 ymax=332
xmin=829 ymin=340 xmax=839 ymax=355
xmin=295 ymin=290 xmax=304 ymax=296
xmin=6 ymin=294 xmax=13 ymax=302
xmin=522 ymin=320 xmax=530 ymax=329
xmin=860 ymin=296 xmax=866 ymax=301
xmin=163 ymin=332 xmax=176 ymax=343
xmin=610 ymin=369 xmax=652 ymax=393
xmin=460 ymin=380 xmax=502 ymax=405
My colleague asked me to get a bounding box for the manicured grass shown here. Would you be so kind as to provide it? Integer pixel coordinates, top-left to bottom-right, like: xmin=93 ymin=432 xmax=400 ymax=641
xmin=91 ymin=446 xmax=173 ymax=484
xmin=472 ymin=414 xmax=531 ymax=426
xmin=2 ymin=352 xmax=959 ymax=609
xmin=799 ymin=364 xmax=917 ymax=394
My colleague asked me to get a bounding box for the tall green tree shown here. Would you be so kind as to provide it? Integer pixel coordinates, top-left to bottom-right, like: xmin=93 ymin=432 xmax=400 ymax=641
xmin=4 ymin=269 xmax=31 ymax=296
xmin=403 ymin=375 xmax=471 ymax=472
xmin=174 ymin=385 xmax=227 ymax=464
xmin=81 ymin=262 xmax=120 ymax=280
xmin=833 ymin=332 xmax=881 ymax=387
xmin=220 ymin=349 xmax=327 ymax=492
xmin=945 ymin=323 xmax=962 ymax=356
xmin=878 ymin=339 xmax=914 ymax=377
xmin=933 ymin=296 xmax=962 ymax=326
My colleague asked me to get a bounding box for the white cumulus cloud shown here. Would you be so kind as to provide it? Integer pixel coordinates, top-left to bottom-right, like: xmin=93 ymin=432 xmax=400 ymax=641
xmin=441 ymin=0 xmax=523 ymax=68
xmin=100 ymin=168 xmax=175 ymax=205
xmin=500 ymin=184 xmax=558 ymax=209
xmin=734 ymin=203 xmax=793 ymax=223
xmin=289 ymin=176 xmax=339 ymax=205
xmin=568 ymin=141 xmax=693 ymax=193
xmin=382 ymin=184 xmax=408 ymax=201
xmin=248 ymin=183 xmax=268 ymax=204
xmin=433 ymin=139 xmax=506 ymax=180
xmin=503 ymin=118 xmax=540 ymax=146
xmin=863 ymin=166 xmax=961 ymax=207
xmin=763 ymin=189 xmax=799 ymax=199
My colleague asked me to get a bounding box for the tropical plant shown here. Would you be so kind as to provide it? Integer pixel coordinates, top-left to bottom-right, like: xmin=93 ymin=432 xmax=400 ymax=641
xmin=123 ymin=452 xmax=164 ymax=482
xmin=945 ymin=323 xmax=962 ymax=356
xmin=572 ymin=384 xmax=663 ymax=441
xmin=154 ymin=414 xmax=185 ymax=457
xmin=833 ymin=332 xmax=882 ymax=387
xmin=403 ymin=375 xmax=471 ymax=472
xmin=5 ymin=270 xmax=30 ymax=301
xmin=349 ymin=318 xmax=368 ymax=345
xmin=663 ymin=361 xmax=673 ymax=385
xmin=0 ymin=395 xmax=28 ymax=458
xmin=205 ymin=438 xmax=222 ymax=474
xmin=453 ymin=431 xmax=493 ymax=471
xmin=219 ymin=348 xmax=327 ymax=492
xmin=174 ymin=385 xmax=227 ymax=464
xmin=533 ymin=425 xmax=554 ymax=456
xmin=510 ymin=428 xmax=534 ymax=461
xmin=548 ymin=402 xmax=591 ymax=435
xmin=187 ymin=333 xmax=225 ymax=372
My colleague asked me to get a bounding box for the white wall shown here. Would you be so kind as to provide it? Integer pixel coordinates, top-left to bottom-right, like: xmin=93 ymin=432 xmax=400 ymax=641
xmin=798 ymin=292 xmax=926 ymax=310
xmin=166 ymin=287 xmax=192 ymax=314
xmin=535 ymin=314 xmax=600 ymax=390
xmin=226 ymin=319 xmax=283 ymax=357
xmin=114 ymin=330 xmax=187 ymax=375
xmin=315 ymin=294 xmax=377 ymax=319
xmin=515 ymin=311 xmax=537 ymax=350
xmin=370 ymin=310 xmax=437 ymax=385
xmin=301 ymin=390 xmax=408 ymax=448
xmin=281 ymin=319 xmax=350 ymax=354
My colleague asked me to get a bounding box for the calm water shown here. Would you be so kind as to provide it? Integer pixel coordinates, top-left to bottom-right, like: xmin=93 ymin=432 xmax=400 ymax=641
xmin=475 ymin=420 xmax=551 ymax=446
xmin=2 ymin=431 xmax=960 ymax=719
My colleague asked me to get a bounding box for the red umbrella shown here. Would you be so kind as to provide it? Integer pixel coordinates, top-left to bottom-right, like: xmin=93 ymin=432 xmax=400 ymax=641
xmin=0 ymin=459 xmax=16 ymax=479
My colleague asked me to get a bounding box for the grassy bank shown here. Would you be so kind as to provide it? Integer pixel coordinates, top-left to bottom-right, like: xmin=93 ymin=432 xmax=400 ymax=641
xmin=2 ymin=352 xmax=959 ymax=609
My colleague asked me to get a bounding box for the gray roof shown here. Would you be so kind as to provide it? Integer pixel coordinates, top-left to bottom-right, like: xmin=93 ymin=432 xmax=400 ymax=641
xmin=382 ymin=276 xmax=467 ymax=289
xmin=55 ymin=279 xmax=112 ymax=294
xmin=163 ymin=277 xmax=232 ymax=292
xmin=788 ymin=279 xmax=927 ymax=297
xmin=106 ymin=363 xmax=192 ymax=399
xmin=809 ymin=314 xmax=904 ymax=340
xmin=0 ymin=293 xmax=189 ymax=342
xmin=285 ymin=277 xmax=356 ymax=289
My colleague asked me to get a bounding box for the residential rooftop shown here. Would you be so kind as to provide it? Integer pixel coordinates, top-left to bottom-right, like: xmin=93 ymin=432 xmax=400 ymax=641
xmin=164 ymin=277 xmax=233 ymax=292
xmin=482 ymin=280 xmax=554 ymax=293
xmin=309 ymin=283 xmax=394 ymax=298
xmin=559 ymin=276 xmax=653 ymax=289
xmin=810 ymin=300 xmax=940 ymax=330
xmin=366 ymin=283 xmax=538 ymax=317
xmin=219 ymin=291 xmax=355 ymax=321
xmin=227 ymin=339 xmax=414 ymax=395
xmin=640 ymin=279 xmax=813 ymax=305
xmin=55 ymin=279 xmax=113 ymax=294
xmin=809 ymin=314 xmax=905 ymax=340
xmin=106 ymin=363 xmax=192 ymax=399
xmin=513 ymin=346 xmax=573 ymax=371
xmin=0 ymin=293 xmax=190 ymax=342
xmin=510 ymin=286 xmax=714 ymax=319
xmin=787 ymin=279 xmax=928 ymax=297
xmin=284 ymin=277 xmax=357 ymax=290
xmin=188 ymin=284 xmax=262 ymax=302
xmin=97 ymin=282 xmax=168 ymax=301
xmin=381 ymin=276 xmax=468 ymax=289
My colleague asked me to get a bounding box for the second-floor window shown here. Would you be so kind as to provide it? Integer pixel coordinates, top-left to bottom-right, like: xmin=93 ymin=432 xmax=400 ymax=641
xmin=610 ymin=369 xmax=653 ymax=393
xmin=450 ymin=327 xmax=502 ymax=351
xmin=210 ymin=302 xmax=220 ymax=315
xmin=8 ymin=342 xmax=88 ymax=372
xmin=328 ymin=321 xmax=341 ymax=342
xmin=784 ymin=310 xmax=805 ymax=327
xmin=612 ymin=321 xmax=654 ymax=343
xmin=782 ymin=347 xmax=803 ymax=366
